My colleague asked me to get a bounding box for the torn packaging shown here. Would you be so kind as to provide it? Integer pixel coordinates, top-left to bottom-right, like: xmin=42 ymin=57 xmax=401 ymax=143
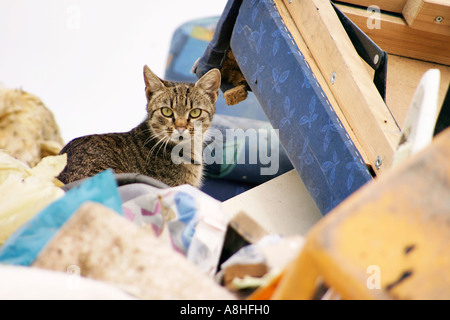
xmin=0 ymin=152 xmax=67 ymax=245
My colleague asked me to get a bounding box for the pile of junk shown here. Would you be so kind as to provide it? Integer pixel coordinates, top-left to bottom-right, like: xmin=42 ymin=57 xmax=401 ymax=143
xmin=1 ymin=0 xmax=450 ymax=300
xmin=0 ymin=87 xmax=300 ymax=300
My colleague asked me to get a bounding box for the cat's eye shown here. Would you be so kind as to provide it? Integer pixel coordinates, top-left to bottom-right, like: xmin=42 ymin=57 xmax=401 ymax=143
xmin=189 ymin=108 xmax=202 ymax=119
xmin=161 ymin=107 xmax=173 ymax=117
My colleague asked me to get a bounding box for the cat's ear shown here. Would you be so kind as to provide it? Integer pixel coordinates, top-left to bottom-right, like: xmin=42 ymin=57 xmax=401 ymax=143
xmin=195 ymin=68 xmax=221 ymax=99
xmin=143 ymin=65 xmax=165 ymax=99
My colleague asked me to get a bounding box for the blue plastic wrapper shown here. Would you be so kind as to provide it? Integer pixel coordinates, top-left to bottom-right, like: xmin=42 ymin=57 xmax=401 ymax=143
xmin=0 ymin=169 xmax=123 ymax=266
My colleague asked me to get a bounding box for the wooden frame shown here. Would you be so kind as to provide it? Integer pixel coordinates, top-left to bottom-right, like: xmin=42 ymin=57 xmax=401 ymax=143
xmin=280 ymin=0 xmax=401 ymax=174
xmin=403 ymin=0 xmax=450 ymax=36
xmin=337 ymin=3 xmax=450 ymax=66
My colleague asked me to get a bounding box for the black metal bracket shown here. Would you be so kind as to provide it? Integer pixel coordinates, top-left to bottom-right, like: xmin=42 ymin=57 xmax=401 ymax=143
xmin=434 ymin=83 xmax=450 ymax=137
xmin=331 ymin=2 xmax=388 ymax=103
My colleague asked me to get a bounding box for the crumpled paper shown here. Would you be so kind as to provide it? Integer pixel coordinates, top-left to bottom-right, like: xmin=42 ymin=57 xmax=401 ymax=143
xmin=0 ymin=151 xmax=67 ymax=245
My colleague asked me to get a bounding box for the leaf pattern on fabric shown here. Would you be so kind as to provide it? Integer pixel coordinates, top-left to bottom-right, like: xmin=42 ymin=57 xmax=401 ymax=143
xmin=299 ymin=95 xmax=318 ymax=129
xmin=298 ymin=137 xmax=314 ymax=171
xmin=321 ymin=118 xmax=339 ymax=152
xmin=321 ymin=151 xmax=340 ymax=185
xmin=280 ymin=96 xmax=295 ymax=127
xmin=249 ymin=21 xmax=266 ymax=54
xmin=251 ymin=63 xmax=265 ymax=92
xmin=272 ymin=68 xmax=290 ymax=93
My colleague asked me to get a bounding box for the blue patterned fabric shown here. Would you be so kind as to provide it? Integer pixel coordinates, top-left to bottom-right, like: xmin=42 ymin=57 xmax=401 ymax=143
xmin=229 ymin=0 xmax=373 ymax=214
xmin=165 ymin=15 xmax=294 ymax=202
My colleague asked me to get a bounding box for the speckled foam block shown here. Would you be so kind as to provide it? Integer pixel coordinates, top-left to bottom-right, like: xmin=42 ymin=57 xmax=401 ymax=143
xmin=33 ymin=202 xmax=235 ymax=300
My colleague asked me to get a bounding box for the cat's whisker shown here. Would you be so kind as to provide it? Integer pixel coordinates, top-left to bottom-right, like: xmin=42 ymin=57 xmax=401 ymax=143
xmin=163 ymin=136 xmax=173 ymax=156
xmin=58 ymin=65 xmax=221 ymax=188
xmin=143 ymin=129 xmax=167 ymax=147
xmin=143 ymin=135 xmax=159 ymax=147
xmin=149 ymin=137 xmax=166 ymax=155
xmin=147 ymin=132 xmax=169 ymax=159
xmin=158 ymin=136 xmax=172 ymax=156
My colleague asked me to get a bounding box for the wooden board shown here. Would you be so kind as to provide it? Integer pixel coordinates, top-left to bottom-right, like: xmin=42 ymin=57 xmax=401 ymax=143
xmin=337 ymin=3 xmax=450 ymax=66
xmin=403 ymin=0 xmax=450 ymax=36
xmin=222 ymin=170 xmax=322 ymax=237
xmin=282 ymin=0 xmax=401 ymax=174
xmin=338 ymin=0 xmax=407 ymax=13
xmin=385 ymin=55 xmax=450 ymax=128
xmin=361 ymin=54 xmax=450 ymax=128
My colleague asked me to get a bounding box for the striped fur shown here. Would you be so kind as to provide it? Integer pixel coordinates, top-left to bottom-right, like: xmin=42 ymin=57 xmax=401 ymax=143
xmin=57 ymin=66 xmax=221 ymax=187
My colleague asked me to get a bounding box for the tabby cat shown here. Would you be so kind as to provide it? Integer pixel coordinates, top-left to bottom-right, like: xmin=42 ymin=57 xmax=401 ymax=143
xmin=57 ymin=65 xmax=221 ymax=187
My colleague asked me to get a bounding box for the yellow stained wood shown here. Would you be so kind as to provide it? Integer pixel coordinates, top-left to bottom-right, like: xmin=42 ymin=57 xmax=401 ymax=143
xmin=337 ymin=3 xmax=450 ymax=66
xmin=282 ymin=0 xmax=401 ymax=174
xmin=263 ymin=127 xmax=450 ymax=300
xmin=338 ymin=0 xmax=407 ymax=13
xmin=403 ymin=0 xmax=450 ymax=36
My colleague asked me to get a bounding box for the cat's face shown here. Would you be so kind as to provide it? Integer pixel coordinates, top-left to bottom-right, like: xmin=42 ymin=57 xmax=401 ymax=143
xmin=143 ymin=66 xmax=221 ymax=145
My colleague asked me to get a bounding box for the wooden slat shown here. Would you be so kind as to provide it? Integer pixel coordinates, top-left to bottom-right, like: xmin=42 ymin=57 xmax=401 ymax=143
xmin=403 ymin=0 xmax=450 ymax=36
xmin=338 ymin=0 xmax=407 ymax=13
xmin=281 ymin=0 xmax=401 ymax=174
xmin=337 ymin=3 xmax=450 ymax=66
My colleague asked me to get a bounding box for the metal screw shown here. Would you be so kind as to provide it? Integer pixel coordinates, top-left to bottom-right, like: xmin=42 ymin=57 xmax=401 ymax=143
xmin=373 ymin=54 xmax=379 ymax=65
xmin=435 ymin=16 xmax=443 ymax=23
xmin=375 ymin=156 xmax=382 ymax=170
xmin=330 ymin=72 xmax=336 ymax=84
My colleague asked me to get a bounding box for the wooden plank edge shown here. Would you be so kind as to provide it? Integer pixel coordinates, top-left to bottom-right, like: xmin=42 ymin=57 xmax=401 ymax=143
xmin=337 ymin=3 xmax=450 ymax=66
xmin=403 ymin=0 xmax=450 ymax=37
xmin=335 ymin=0 xmax=407 ymax=14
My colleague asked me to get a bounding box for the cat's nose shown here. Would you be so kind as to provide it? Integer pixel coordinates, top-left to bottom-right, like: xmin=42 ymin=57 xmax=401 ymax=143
xmin=176 ymin=127 xmax=187 ymax=134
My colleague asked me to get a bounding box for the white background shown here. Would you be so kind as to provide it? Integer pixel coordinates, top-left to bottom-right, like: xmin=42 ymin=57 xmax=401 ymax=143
xmin=0 ymin=0 xmax=227 ymax=143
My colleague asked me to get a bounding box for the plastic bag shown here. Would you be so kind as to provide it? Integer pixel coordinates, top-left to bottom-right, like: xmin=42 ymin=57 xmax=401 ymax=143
xmin=0 ymin=169 xmax=123 ymax=266
xmin=0 ymin=151 xmax=66 ymax=245
xmin=121 ymin=184 xmax=230 ymax=277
